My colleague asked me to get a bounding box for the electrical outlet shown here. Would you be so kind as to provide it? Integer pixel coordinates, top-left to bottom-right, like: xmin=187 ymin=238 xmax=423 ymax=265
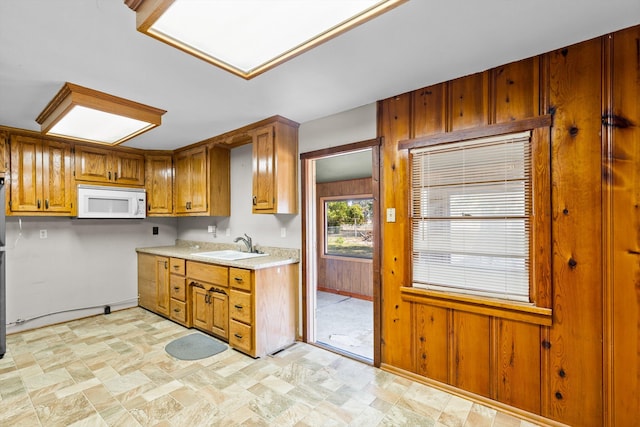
xmin=39 ymin=229 xmax=47 ymax=239
xmin=152 ymin=226 xmax=159 ymax=235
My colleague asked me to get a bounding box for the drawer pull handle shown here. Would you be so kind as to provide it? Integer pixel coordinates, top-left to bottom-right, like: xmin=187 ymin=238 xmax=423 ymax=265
xmin=234 ymin=304 xmax=243 ymax=309
xmin=174 ymin=287 xmax=180 ymax=291
xmin=173 ymin=308 xmax=181 ymax=313
xmin=234 ymin=277 xmax=243 ymax=282
xmin=173 ymin=265 xmax=180 ymax=270
xmin=234 ymin=333 xmax=243 ymax=339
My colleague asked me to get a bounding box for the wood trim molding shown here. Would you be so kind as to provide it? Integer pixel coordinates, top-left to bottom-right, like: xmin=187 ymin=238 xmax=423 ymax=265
xmin=400 ymin=286 xmax=553 ymax=326
xmin=300 ymin=137 xmax=381 ymax=160
xmin=398 ymin=114 xmax=552 ymax=151
xmin=124 ymin=0 xmax=145 ymax=11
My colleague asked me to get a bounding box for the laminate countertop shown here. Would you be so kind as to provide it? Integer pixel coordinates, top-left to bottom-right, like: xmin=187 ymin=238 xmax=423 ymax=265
xmin=136 ymin=239 xmax=300 ymax=270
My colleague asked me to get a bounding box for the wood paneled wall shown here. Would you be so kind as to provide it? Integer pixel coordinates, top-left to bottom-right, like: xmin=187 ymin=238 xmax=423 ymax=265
xmin=316 ymin=178 xmax=373 ymax=298
xmin=377 ymin=25 xmax=640 ymax=426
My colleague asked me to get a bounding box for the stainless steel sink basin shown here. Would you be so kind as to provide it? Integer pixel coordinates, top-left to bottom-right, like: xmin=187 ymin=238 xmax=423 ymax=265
xmin=191 ymin=250 xmax=268 ymax=261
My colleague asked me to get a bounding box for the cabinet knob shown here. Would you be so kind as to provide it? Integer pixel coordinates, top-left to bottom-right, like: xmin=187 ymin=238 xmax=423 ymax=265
xmin=114 ymin=172 xmax=118 ymax=181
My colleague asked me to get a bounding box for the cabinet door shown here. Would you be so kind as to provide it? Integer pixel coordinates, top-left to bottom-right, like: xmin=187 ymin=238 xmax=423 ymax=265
xmin=75 ymin=145 xmax=111 ymax=182
xmin=252 ymin=126 xmax=275 ymax=212
xmin=155 ymin=256 xmax=170 ymax=316
xmin=192 ymin=286 xmax=211 ymax=330
xmin=210 ymin=291 xmax=229 ymax=339
xmin=174 ymin=151 xmax=191 ymax=214
xmin=145 ymin=154 xmax=173 ymax=215
xmin=41 ymin=140 xmax=73 ymax=213
xmin=187 ymin=146 xmax=208 ymax=213
xmin=113 ymin=152 xmax=144 ymax=186
xmin=9 ymin=135 xmax=43 ymax=212
xmin=0 ymin=131 xmax=8 ymax=173
xmin=138 ymin=253 xmax=156 ymax=311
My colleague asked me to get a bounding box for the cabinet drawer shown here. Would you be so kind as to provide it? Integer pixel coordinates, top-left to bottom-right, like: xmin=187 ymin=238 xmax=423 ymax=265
xmin=170 ymin=299 xmax=188 ymax=325
xmin=170 ymin=258 xmax=185 ymax=275
xmin=229 ymin=320 xmax=253 ymax=355
xmin=229 ymin=267 xmax=251 ymax=291
xmin=187 ymin=261 xmax=228 ymax=286
xmin=230 ymin=289 xmax=252 ymax=324
xmin=170 ymin=275 xmax=186 ymax=301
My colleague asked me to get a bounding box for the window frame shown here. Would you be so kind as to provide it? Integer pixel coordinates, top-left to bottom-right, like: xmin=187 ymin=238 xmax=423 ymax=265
xmin=321 ymin=194 xmax=374 ymax=262
xmin=397 ymin=116 xmax=553 ymax=325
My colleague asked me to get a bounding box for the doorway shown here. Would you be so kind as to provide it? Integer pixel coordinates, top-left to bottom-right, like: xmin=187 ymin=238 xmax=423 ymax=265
xmin=301 ymin=139 xmax=380 ymax=365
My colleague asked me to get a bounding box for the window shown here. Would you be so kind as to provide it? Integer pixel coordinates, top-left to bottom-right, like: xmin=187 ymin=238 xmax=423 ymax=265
xmin=323 ymin=197 xmax=373 ymax=259
xmin=411 ymin=131 xmax=531 ymax=302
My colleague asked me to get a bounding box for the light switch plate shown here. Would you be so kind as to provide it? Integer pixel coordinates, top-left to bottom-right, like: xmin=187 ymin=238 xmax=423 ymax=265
xmin=386 ymin=208 xmax=396 ymax=223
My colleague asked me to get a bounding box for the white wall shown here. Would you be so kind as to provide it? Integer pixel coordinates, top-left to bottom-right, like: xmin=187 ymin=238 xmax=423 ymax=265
xmin=177 ymin=145 xmax=301 ymax=249
xmin=299 ymin=103 xmax=377 ymax=152
xmin=4 ymin=103 xmax=377 ymax=335
xmin=5 ymin=216 xmax=177 ymax=333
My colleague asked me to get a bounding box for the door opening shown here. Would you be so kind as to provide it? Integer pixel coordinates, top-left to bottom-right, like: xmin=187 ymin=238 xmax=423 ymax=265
xmin=301 ymin=140 xmax=380 ymax=365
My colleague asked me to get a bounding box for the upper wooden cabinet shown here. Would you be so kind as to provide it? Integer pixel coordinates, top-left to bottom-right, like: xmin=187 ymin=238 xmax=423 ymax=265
xmin=74 ymin=145 xmax=145 ymax=186
xmin=0 ymin=131 xmax=8 ymax=173
xmin=145 ymin=153 xmax=173 ymax=215
xmin=9 ymin=134 xmax=73 ymax=215
xmin=251 ymin=118 xmax=299 ymax=214
xmin=174 ymin=145 xmax=230 ymax=216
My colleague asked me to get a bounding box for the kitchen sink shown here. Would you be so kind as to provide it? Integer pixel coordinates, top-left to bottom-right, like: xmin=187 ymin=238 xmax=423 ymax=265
xmin=191 ymin=250 xmax=269 ymax=261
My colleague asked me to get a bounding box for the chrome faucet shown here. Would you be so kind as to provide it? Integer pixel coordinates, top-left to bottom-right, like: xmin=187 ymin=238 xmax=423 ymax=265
xmin=234 ymin=233 xmax=253 ymax=253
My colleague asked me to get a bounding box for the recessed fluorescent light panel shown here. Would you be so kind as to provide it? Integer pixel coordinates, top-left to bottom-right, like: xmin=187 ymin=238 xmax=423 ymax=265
xmin=130 ymin=0 xmax=407 ymax=79
xmin=36 ymin=82 xmax=166 ymax=146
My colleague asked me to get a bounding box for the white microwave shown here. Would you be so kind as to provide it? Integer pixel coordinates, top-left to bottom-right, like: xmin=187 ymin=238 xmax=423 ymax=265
xmin=77 ymin=185 xmax=146 ymax=219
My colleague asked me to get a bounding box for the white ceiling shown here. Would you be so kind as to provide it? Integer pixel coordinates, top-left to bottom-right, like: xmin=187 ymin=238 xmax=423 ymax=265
xmin=1 ymin=1 xmax=638 ymax=151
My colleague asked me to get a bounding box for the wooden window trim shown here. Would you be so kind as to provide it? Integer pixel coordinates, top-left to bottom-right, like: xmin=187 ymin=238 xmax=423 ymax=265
xmin=320 ymin=194 xmax=374 ymax=262
xmin=399 ymin=115 xmax=553 ymax=323
xmin=400 ymin=286 xmax=552 ymax=326
xmin=398 ymin=114 xmax=552 ymax=150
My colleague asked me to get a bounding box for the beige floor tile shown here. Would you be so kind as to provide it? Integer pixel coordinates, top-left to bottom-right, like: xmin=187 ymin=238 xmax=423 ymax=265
xmin=1 ymin=307 xmax=546 ymax=426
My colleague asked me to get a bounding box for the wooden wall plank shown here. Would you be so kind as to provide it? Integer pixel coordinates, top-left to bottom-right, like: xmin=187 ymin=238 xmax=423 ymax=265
xmin=414 ymin=304 xmax=449 ymax=383
xmin=452 ymin=311 xmax=491 ymax=397
xmin=378 ymin=94 xmax=413 ymax=370
xmin=609 ymin=25 xmax=640 ymax=426
xmin=448 ymin=72 xmax=489 ymax=131
xmin=412 ymin=83 xmax=446 ymax=138
xmin=496 ymin=319 xmax=542 ymax=414
xmin=491 ymin=57 xmax=540 ymax=122
xmin=547 ymin=37 xmax=604 ymax=426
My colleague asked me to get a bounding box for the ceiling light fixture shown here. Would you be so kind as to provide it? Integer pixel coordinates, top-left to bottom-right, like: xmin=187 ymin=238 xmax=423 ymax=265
xmin=126 ymin=0 xmax=407 ymax=80
xmin=36 ymin=82 xmax=166 ymax=146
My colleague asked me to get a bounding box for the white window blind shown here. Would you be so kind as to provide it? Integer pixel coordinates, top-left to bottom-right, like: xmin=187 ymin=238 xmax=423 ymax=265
xmin=411 ymin=131 xmax=532 ymax=302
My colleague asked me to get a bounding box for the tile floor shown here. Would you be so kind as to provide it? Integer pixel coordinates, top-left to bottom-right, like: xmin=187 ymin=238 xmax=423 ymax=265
xmin=315 ymin=291 xmax=373 ymax=361
xmin=0 ymin=307 xmax=541 ymax=426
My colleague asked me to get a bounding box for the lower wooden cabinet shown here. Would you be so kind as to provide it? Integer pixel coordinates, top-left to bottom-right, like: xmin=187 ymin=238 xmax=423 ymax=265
xmin=228 ymin=265 xmax=296 ymax=358
xmin=188 ymin=261 xmax=229 ymax=340
xmin=169 ymin=258 xmax=190 ymax=327
xmin=137 ymin=253 xmax=297 ymax=358
xmin=137 ymin=253 xmax=171 ymax=317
